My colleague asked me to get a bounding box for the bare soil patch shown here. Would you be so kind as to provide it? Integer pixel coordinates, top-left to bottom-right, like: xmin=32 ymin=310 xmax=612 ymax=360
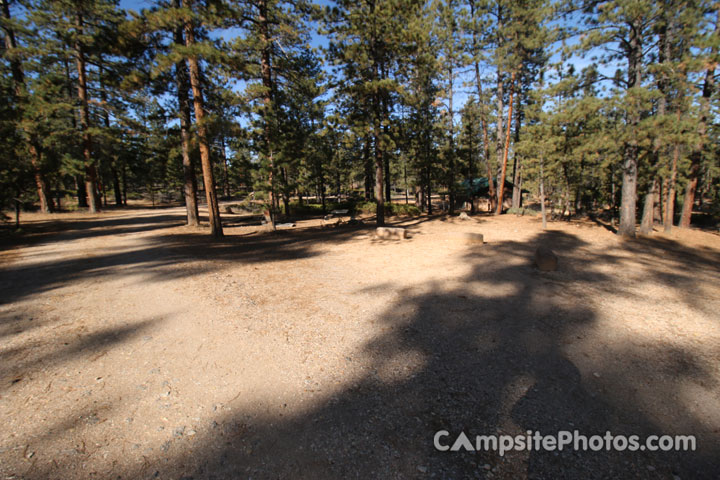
xmin=1 ymin=207 xmax=719 ymax=479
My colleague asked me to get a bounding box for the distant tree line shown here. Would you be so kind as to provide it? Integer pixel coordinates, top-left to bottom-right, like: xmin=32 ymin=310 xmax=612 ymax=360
xmin=1 ymin=0 xmax=718 ymax=237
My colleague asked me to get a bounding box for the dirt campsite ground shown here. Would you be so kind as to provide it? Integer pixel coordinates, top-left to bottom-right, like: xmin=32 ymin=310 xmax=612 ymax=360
xmin=1 ymin=205 xmax=720 ymax=480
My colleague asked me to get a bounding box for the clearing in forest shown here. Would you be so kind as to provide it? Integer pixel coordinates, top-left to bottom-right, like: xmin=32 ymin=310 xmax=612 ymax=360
xmin=1 ymin=208 xmax=720 ymax=479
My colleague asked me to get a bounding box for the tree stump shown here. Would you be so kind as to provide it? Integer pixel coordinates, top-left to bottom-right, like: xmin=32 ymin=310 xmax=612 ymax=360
xmin=376 ymin=227 xmax=407 ymax=240
xmin=463 ymin=233 xmax=484 ymax=245
xmin=534 ymin=246 xmax=558 ymax=271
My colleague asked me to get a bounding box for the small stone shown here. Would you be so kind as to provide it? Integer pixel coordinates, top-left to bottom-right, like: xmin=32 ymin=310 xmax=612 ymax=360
xmin=593 ymin=372 xmax=601 ymax=378
xmin=647 ymin=466 xmax=656 ymax=472
xmin=483 ymin=464 xmax=491 ymax=470
xmin=174 ymin=426 xmax=185 ymax=438
xmin=84 ymin=414 xmax=100 ymax=425
xmin=417 ymin=466 xmax=427 ymax=473
xmin=186 ymin=429 xmax=196 ymax=436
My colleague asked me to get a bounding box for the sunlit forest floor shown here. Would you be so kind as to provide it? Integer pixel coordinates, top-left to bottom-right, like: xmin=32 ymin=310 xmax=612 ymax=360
xmin=1 ymin=205 xmax=720 ymax=479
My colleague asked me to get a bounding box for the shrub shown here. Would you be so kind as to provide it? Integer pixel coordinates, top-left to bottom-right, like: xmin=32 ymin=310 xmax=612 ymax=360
xmin=507 ymin=207 xmax=540 ymax=216
xmin=356 ymin=201 xmax=377 ymax=214
xmin=289 ymin=202 xmax=325 ymax=216
xmin=289 ymin=200 xmax=357 ymax=216
xmin=356 ymin=201 xmax=420 ymax=217
xmin=387 ymin=203 xmax=421 ymax=216
xmin=232 ymin=199 xmax=264 ymax=214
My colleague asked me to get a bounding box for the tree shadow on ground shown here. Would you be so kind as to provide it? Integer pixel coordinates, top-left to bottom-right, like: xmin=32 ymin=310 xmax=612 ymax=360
xmin=4 ymin=213 xmax=719 ymax=479
xmin=0 ymin=213 xmax=373 ymax=308
xmin=0 ymin=317 xmax=161 ymax=395
xmin=87 ymin=229 xmax=717 ymax=480
xmin=0 ymin=212 xmax=191 ymax=250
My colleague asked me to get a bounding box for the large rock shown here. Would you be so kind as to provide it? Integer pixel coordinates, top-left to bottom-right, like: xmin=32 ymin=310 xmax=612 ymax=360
xmin=463 ymin=233 xmax=484 ymax=245
xmin=534 ymin=246 xmax=558 ymax=271
xmin=376 ymin=227 xmax=407 ymax=240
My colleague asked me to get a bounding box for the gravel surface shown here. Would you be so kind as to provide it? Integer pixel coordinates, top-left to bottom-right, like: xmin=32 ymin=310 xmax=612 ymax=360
xmin=1 ymin=206 xmax=719 ymax=479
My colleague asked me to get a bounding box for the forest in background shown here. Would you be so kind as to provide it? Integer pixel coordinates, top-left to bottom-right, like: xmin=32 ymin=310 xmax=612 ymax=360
xmin=1 ymin=0 xmax=719 ymax=237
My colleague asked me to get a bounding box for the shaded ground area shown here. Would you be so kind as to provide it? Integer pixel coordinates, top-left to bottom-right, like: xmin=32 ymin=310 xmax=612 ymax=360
xmin=1 ymin=207 xmax=719 ymax=479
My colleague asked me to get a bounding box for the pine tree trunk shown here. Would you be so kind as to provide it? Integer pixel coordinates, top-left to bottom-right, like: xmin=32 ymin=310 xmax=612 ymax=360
xmin=363 ymin=138 xmax=373 ymax=201
xmin=173 ymin=1 xmax=199 ymax=226
xmin=617 ymin=20 xmax=643 ymax=237
xmin=112 ymin=165 xmax=122 ymax=206
xmin=639 ymin=178 xmax=658 ymax=235
xmin=511 ymin=91 xmax=523 ymax=209
xmin=382 ymin=92 xmax=391 ymax=205
xmin=404 ymin=162 xmax=409 ymax=205
xmin=495 ymin=67 xmax=504 ymax=213
xmin=122 ymin=164 xmax=128 ymax=206
xmin=281 ymin=167 xmax=290 ymax=215
xmin=184 ymin=7 xmax=223 ymax=237
xmin=496 ymin=70 xmax=516 ymax=215
xmin=660 ymin=178 xmax=667 ymax=225
xmin=221 ymin=136 xmax=230 ymax=198
xmin=664 ymin=144 xmax=679 ymax=233
xmin=2 ymin=0 xmax=53 ymax=213
xmin=384 ymin=155 xmax=391 ymax=205
xmin=679 ymin=167 xmax=699 ymax=229
xmin=540 ymin=155 xmax=547 ymax=229
xmin=644 ymin=13 xmax=669 ymax=231
xmin=317 ymin=161 xmax=326 ymax=214
xmin=609 ymin=164 xmax=616 ymax=224
xmin=680 ymin=11 xmax=717 ymax=228
xmin=258 ymin=0 xmax=277 ymax=230
xmin=75 ymin=12 xmax=99 ymax=213
xmin=375 ymin=129 xmax=385 ymax=225
xmin=98 ymin=66 xmax=119 ymax=210
xmin=426 ymin=168 xmax=432 ymax=215
xmin=372 ymin=34 xmax=385 ymax=225
xmin=447 ymin=65 xmax=455 ymax=215
xmin=76 ymin=175 xmax=88 ymax=208
xmin=470 ymin=0 xmax=495 ymax=211
xmin=618 ymin=146 xmax=639 ymax=236
xmin=29 ymin=144 xmax=53 ymax=213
